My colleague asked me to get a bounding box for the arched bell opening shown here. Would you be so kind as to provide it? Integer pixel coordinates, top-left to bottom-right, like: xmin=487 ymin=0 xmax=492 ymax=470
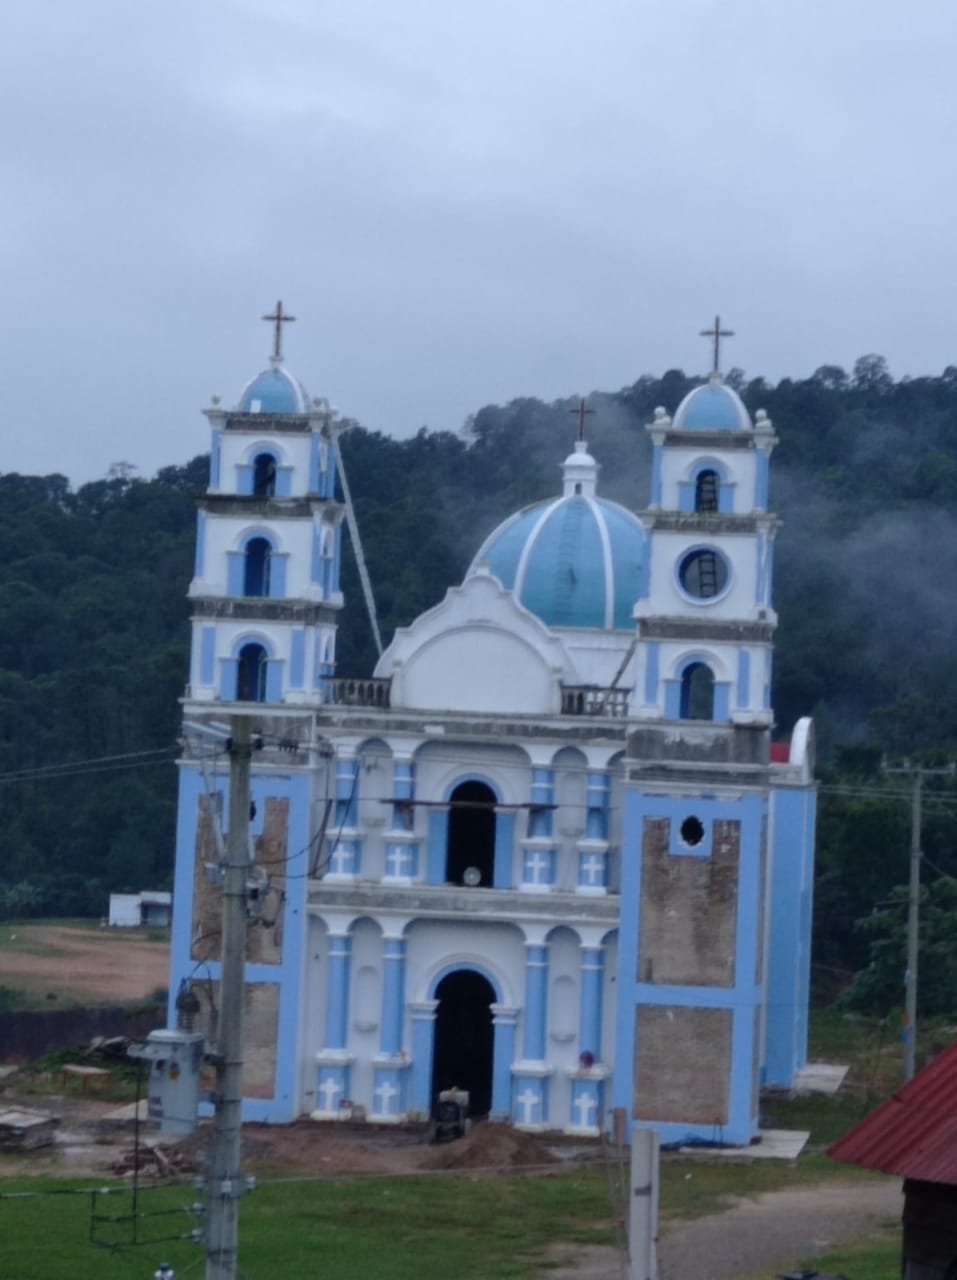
xmin=237 ymin=642 xmax=268 ymax=702
xmin=680 ymin=661 xmax=715 ymax=721
xmin=445 ymin=780 xmax=496 ymax=887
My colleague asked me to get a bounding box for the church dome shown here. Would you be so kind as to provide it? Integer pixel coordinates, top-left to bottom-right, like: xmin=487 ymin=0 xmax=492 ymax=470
xmin=672 ymin=374 xmax=751 ymax=431
xmin=470 ymin=443 xmax=645 ymax=631
xmin=237 ymin=363 xmax=310 ymax=414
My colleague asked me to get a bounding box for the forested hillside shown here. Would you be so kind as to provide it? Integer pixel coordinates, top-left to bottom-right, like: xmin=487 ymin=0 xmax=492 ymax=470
xmin=3 ymin=356 xmax=957 ymax=1012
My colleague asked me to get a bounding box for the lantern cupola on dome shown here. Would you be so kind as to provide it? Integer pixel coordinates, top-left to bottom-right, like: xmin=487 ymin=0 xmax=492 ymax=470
xmin=470 ymin=438 xmax=645 ymax=631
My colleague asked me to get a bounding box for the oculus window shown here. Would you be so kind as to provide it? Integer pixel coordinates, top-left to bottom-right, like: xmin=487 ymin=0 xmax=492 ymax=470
xmin=678 ymin=548 xmax=729 ymax=600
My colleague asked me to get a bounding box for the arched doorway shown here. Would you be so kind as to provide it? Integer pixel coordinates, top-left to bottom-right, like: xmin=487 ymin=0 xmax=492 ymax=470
xmin=431 ymin=969 xmax=495 ymax=1116
xmin=446 ymin=780 xmax=496 ymax=886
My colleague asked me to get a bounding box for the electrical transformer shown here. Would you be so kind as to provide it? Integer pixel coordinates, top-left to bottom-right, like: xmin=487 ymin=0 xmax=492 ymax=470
xmin=132 ymin=1029 xmax=205 ymax=1136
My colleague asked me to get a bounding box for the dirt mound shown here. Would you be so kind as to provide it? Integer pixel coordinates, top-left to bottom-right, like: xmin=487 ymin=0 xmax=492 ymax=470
xmin=420 ymin=1122 xmax=557 ymax=1171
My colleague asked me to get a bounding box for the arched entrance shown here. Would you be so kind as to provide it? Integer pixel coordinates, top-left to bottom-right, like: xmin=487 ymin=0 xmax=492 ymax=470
xmin=431 ymin=969 xmax=495 ymax=1116
xmin=446 ymin=780 xmax=496 ymax=886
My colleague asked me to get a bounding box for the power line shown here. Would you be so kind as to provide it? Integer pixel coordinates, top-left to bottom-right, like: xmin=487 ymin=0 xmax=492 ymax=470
xmin=0 ymin=746 xmax=178 ymax=785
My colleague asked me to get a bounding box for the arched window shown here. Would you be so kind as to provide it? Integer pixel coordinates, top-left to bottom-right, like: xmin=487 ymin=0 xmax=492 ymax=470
xmin=252 ymin=452 xmax=277 ymax=497
xmin=680 ymin=662 xmax=714 ymax=720
xmin=694 ymin=469 xmax=719 ymax=513
xmin=237 ymin=643 xmax=268 ymax=702
xmin=243 ymin=537 xmax=272 ymax=597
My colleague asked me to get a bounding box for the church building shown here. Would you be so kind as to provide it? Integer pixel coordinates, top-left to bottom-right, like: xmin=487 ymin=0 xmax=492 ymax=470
xmin=168 ymin=310 xmax=816 ymax=1146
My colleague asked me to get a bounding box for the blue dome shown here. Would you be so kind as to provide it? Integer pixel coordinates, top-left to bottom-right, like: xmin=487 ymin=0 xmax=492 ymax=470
xmin=237 ymin=364 xmax=310 ymax=414
xmin=471 ymin=494 xmax=645 ymax=630
xmin=673 ymin=376 xmax=750 ymax=431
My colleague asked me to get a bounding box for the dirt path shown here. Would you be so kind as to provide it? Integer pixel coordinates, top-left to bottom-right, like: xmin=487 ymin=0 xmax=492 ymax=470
xmin=0 ymin=923 xmax=169 ymax=1003
xmin=545 ymin=1177 xmax=902 ymax=1280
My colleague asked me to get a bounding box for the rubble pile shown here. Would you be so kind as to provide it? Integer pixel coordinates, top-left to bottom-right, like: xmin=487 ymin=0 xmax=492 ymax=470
xmin=110 ymin=1142 xmax=198 ymax=1180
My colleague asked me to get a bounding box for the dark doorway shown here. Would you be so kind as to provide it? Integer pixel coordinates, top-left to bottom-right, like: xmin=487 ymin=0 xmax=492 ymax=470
xmin=432 ymin=970 xmax=495 ymax=1116
xmin=446 ymin=781 xmax=496 ymax=886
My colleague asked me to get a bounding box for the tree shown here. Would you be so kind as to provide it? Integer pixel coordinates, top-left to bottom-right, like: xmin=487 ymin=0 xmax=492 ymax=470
xmin=842 ymin=880 xmax=957 ymax=1018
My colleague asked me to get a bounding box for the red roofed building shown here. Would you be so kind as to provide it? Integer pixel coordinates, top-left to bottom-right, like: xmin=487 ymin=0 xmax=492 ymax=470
xmin=829 ymin=1040 xmax=957 ymax=1280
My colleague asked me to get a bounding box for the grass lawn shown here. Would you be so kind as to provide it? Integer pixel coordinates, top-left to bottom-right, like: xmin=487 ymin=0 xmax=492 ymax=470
xmin=0 ymin=1170 xmax=615 ymax=1280
xmin=798 ymin=1218 xmax=902 ymax=1280
xmin=0 ymin=1155 xmax=890 ymax=1279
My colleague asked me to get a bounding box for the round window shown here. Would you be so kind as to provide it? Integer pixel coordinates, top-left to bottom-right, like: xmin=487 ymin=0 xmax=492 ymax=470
xmin=680 ymin=816 xmax=705 ymax=847
xmin=678 ymin=548 xmax=729 ymax=600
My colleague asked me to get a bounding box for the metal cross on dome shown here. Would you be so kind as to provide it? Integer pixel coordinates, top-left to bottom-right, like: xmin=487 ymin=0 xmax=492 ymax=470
xmin=699 ymin=314 xmax=734 ymax=375
xmin=569 ymin=397 xmax=595 ymax=443
xmin=263 ymin=300 xmax=296 ymax=361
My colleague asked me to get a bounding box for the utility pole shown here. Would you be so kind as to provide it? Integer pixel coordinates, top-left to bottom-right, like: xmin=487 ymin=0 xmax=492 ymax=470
xmin=206 ymin=715 xmax=252 ymax=1279
xmin=628 ymin=1128 xmax=659 ymax=1280
xmin=885 ymin=761 xmax=952 ymax=1082
xmin=904 ymin=768 xmax=921 ymax=1084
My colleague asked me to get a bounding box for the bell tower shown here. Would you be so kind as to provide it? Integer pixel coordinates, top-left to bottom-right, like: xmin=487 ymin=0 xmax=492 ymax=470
xmin=615 ymin=323 xmax=781 ymax=1147
xmin=186 ymin=303 xmax=344 ymax=706
xmin=633 ymin=316 xmax=778 ymax=725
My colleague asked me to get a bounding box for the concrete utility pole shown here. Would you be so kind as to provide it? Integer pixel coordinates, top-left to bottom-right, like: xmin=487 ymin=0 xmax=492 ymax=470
xmin=206 ymin=715 xmax=252 ymax=1280
xmin=904 ymin=769 xmax=922 ymax=1085
xmin=885 ymin=761 xmax=952 ymax=1082
xmin=628 ymin=1128 xmax=659 ymax=1280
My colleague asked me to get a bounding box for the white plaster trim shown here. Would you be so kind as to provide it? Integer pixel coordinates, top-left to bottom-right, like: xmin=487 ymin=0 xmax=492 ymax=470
xmin=513 ymin=498 xmax=563 ymax=598
xmin=372 ymin=1054 xmax=411 ymax=1068
xmin=585 ymin=497 xmax=615 ymax=629
xmin=568 ymin=1064 xmax=612 ymax=1081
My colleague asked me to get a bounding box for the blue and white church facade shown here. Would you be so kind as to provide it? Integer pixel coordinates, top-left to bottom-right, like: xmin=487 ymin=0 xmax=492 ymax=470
xmin=169 ymin=331 xmax=816 ymax=1147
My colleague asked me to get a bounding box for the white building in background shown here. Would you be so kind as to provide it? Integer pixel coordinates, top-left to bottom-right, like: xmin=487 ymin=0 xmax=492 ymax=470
xmin=109 ymin=891 xmax=172 ymax=928
xmin=168 ymin=318 xmax=816 ymax=1146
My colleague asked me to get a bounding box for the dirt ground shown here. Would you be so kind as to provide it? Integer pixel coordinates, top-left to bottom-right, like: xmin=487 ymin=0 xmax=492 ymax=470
xmin=0 ymin=1082 xmax=563 ymax=1181
xmin=0 ymin=922 xmax=170 ymax=1003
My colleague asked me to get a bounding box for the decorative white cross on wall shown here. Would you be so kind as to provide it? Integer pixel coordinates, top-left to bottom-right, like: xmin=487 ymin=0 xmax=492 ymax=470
xmin=517 ymin=1087 xmax=540 ymax=1125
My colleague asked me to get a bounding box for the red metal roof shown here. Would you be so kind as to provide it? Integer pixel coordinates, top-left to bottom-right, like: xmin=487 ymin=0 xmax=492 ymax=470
xmin=829 ymin=1040 xmax=957 ymax=1183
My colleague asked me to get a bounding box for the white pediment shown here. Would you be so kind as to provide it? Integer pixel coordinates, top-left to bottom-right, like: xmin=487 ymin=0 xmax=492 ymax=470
xmin=375 ymin=568 xmax=570 ymax=715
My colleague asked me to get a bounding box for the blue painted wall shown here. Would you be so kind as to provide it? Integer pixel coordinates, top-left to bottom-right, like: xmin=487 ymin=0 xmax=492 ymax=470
xmin=614 ymin=787 xmax=767 ymax=1146
xmin=168 ymin=765 xmax=312 ymax=1122
xmin=764 ymin=783 xmax=817 ymax=1085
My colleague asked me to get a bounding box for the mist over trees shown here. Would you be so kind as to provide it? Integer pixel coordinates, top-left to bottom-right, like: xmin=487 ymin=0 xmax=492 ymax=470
xmin=3 ymin=356 xmax=957 ymax=1011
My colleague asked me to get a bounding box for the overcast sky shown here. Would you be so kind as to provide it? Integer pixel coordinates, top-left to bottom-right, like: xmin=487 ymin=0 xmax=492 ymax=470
xmin=3 ymin=1 xmax=956 ymax=484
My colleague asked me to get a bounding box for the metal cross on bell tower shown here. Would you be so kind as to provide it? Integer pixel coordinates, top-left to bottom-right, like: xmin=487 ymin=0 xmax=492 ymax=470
xmin=262 ymin=300 xmax=296 ymax=362
xmin=569 ymin=397 xmax=595 ymax=443
xmin=699 ymin=315 xmax=734 ymax=375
